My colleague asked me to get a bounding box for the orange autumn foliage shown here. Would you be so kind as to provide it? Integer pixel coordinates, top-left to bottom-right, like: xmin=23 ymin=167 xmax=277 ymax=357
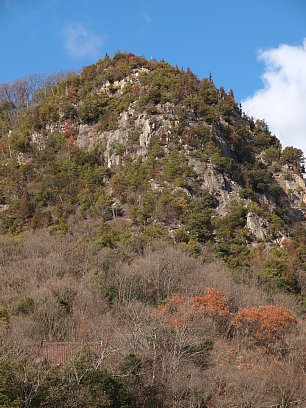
xmin=192 ymin=288 xmax=230 ymax=317
xmin=230 ymin=305 xmax=297 ymax=346
xmin=152 ymin=294 xmax=189 ymax=328
xmin=153 ymin=290 xmax=297 ymax=348
xmin=152 ymin=289 xmax=230 ymax=329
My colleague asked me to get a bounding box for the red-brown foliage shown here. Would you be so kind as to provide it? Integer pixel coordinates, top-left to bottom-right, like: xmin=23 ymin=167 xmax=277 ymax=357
xmin=153 ymin=290 xmax=297 ymax=351
xmin=63 ymin=120 xmax=76 ymax=141
xmin=152 ymin=293 xmax=188 ymax=328
xmin=152 ymin=288 xmax=230 ymax=329
xmin=109 ymin=172 xmax=125 ymax=198
xmin=192 ymin=288 xmax=230 ymax=317
xmin=230 ymin=305 xmax=297 ymax=347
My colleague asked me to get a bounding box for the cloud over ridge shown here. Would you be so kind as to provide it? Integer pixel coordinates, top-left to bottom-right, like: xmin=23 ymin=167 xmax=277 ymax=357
xmin=242 ymin=39 xmax=306 ymax=156
xmin=62 ymin=23 xmax=103 ymax=58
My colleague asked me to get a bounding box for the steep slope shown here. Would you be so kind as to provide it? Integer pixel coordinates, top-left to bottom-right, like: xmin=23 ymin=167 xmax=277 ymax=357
xmin=0 ymin=51 xmax=305 ymax=277
xmin=0 ymin=52 xmax=306 ymax=408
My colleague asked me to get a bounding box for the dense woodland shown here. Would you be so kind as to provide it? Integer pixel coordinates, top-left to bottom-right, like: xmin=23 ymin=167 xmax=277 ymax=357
xmin=0 ymin=52 xmax=305 ymax=407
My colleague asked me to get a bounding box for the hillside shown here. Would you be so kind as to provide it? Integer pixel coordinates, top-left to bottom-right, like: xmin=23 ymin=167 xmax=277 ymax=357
xmin=0 ymin=52 xmax=306 ymax=407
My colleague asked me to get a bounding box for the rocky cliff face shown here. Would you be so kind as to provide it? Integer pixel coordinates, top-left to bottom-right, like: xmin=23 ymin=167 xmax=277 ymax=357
xmin=0 ymin=52 xmax=305 ymax=250
xmin=71 ymin=104 xmax=306 ymax=243
xmin=70 ymin=102 xmax=305 ymax=243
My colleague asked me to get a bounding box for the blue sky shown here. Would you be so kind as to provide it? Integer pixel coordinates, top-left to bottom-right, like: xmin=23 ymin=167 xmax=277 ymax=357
xmin=1 ymin=0 xmax=306 ymax=153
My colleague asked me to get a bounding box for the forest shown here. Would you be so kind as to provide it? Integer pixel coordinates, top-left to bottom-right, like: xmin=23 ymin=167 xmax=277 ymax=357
xmin=0 ymin=52 xmax=305 ymax=407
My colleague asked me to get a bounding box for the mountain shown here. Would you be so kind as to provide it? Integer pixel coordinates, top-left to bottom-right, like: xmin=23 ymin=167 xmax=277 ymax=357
xmin=1 ymin=52 xmax=305 ymax=274
xmin=0 ymin=52 xmax=305 ymax=407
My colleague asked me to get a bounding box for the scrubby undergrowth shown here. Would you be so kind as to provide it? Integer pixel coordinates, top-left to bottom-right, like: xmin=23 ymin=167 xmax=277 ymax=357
xmin=0 ymin=230 xmax=305 ymax=407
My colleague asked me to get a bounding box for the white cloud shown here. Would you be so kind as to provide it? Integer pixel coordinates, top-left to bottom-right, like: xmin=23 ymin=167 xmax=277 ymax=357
xmin=137 ymin=12 xmax=152 ymax=37
xmin=242 ymin=39 xmax=306 ymax=156
xmin=143 ymin=12 xmax=152 ymax=25
xmin=62 ymin=23 xmax=103 ymax=59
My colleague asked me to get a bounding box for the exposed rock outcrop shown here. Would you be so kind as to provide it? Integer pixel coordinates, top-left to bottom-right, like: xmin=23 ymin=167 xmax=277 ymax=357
xmin=246 ymin=212 xmax=269 ymax=241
